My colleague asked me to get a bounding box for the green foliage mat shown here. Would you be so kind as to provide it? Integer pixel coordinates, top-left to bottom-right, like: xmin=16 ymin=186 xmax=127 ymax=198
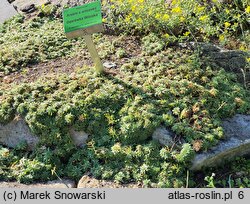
xmin=0 ymin=1 xmax=250 ymax=187
xmin=0 ymin=15 xmax=87 ymax=74
xmin=1 ymin=43 xmax=250 ymax=186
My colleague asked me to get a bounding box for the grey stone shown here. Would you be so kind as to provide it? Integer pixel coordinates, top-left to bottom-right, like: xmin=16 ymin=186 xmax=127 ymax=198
xmin=69 ymin=128 xmax=89 ymax=147
xmin=103 ymin=61 xmax=117 ymax=69
xmin=217 ymin=0 xmax=232 ymax=3
xmin=223 ymin=114 xmax=250 ymax=140
xmin=0 ymin=117 xmax=39 ymax=150
xmin=152 ymin=126 xmax=174 ymax=146
xmin=204 ymin=50 xmax=247 ymax=73
xmin=179 ymin=42 xmax=250 ymax=84
xmin=12 ymin=0 xmax=49 ymax=12
xmin=12 ymin=0 xmax=95 ymax=11
xmin=20 ymin=4 xmax=36 ymax=13
xmin=0 ymin=116 xmax=89 ymax=150
xmin=184 ymin=42 xmax=249 ymax=73
xmin=0 ymin=0 xmax=18 ymax=24
xmin=0 ymin=179 xmax=76 ymax=188
xmin=45 ymin=179 xmax=76 ymax=188
xmin=191 ymin=114 xmax=250 ymax=171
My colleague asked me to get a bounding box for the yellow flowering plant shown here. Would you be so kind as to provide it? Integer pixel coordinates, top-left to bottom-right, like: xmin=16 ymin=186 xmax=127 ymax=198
xmin=102 ymin=0 xmax=249 ymax=47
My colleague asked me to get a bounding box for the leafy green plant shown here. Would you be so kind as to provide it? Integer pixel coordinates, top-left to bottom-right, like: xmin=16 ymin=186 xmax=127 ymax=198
xmin=38 ymin=4 xmax=57 ymax=16
xmin=103 ymin=0 xmax=249 ymax=48
xmin=0 ymin=15 xmax=86 ymax=74
xmin=0 ymin=2 xmax=250 ymax=186
xmin=175 ymin=143 xmax=194 ymax=163
xmin=205 ymin=173 xmax=216 ymax=188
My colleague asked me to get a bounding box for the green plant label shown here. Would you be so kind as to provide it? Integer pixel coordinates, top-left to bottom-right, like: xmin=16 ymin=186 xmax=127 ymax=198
xmin=63 ymin=1 xmax=102 ymax=34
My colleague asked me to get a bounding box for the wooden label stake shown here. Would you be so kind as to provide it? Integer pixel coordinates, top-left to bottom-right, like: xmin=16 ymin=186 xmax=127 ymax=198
xmin=84 ymin=34 xmax=104 ymax=73
xmin=63 ymin=1 xmax=104 ymax=73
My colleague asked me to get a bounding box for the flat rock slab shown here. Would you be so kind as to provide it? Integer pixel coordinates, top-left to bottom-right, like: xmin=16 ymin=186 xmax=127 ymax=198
xmin=0 ymin=0 xmax=18 ymax=23
xmin=191 ymin=114 xmax=250 ymax=171
xmin=0 ymin=180 xmax=76 ymax=188
xmin=179 ymin=42 xmax=250 ymax=86
xmin=103 ymin=62 xmax=117 ymax=69
xmin=179 ymin=42 xmax=249 ymax=77
xmin=0 ymin=117 xmax=39 ymax=150
xmin=69 ymin=128 xmax=89 ymax=147
xmin=12 ymin=0 xmax=48 ymax=7
xmin=152 ymin=126 xmax=174 ymax=147
xmin=0 ymin=116 xmax=89 ymax=150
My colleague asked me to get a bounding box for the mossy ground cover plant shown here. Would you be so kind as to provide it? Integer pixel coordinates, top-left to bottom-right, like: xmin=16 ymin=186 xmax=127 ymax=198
xmin=0 ymin=1 xmax=250 ymax=187
xmin=0 ymin=14 xmax=87 ymax=74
